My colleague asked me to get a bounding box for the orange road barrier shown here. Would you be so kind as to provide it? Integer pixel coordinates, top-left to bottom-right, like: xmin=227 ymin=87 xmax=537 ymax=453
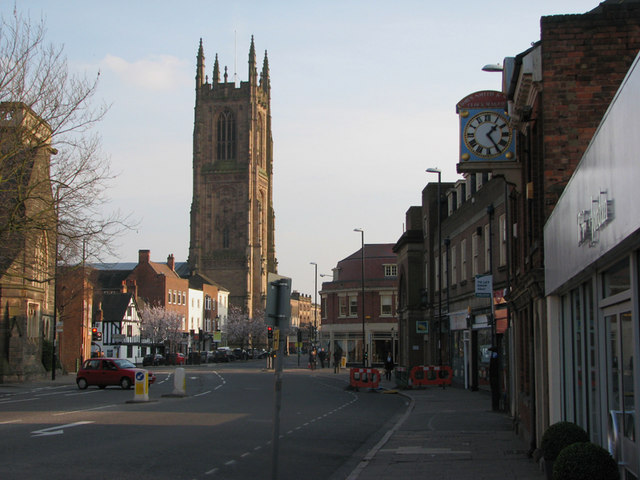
xmin=409 ymin=365 xmax=453 ymax=387
xmin=349 ymin=368 xmax=381 ymax=390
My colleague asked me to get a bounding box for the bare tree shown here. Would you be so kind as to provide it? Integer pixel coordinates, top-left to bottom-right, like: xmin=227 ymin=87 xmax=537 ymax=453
xmin=0 ymin=9 xmax=133 ymax=279
xmin=140 ymin=306 xmax=183 ymax=353
xmin=224 ymin=306 xmax=267 ymax=350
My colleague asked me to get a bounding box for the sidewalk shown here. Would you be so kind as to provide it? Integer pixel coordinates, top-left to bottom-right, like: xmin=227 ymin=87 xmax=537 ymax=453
xmin=348 ymin=376 xmax=544 ymax=480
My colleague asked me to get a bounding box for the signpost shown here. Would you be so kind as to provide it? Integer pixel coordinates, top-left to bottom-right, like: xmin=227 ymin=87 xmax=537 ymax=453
xmin=266 ymin=273 xmax=292 ymax=480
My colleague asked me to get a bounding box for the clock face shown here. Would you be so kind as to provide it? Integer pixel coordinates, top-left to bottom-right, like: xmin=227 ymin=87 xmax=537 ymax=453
xmin=463 ymin=111 xmax=512 ymax=159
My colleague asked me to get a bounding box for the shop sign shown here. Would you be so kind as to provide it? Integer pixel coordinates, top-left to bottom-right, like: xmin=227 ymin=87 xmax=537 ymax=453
xmin=577 ymin=190 xmax=614 ymax=247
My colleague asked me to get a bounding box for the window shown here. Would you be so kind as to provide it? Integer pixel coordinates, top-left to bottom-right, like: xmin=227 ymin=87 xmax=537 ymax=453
xmin=380 ymin=294 xmax=393 ymax=316
xmin=384 ymin=264 xmax=397 ymax=277
xmin=434 ymin=256 xmax=440 ymax=292
xmin=499 ymin=213 xmax=507 ymax=267
xmin=222 ymin=227 xmax=230 ymax=249
xmin=472 ymin=232 xmax=479 ymax=277
xmin=451 ymin=245 xmax=457 ymax=285
xmin=27 ymin=303 xmax=39 ymax=338
xmin=484 ymin=224 xmax=490 ymax=272
xmin=461 ymin=239 xmax=467 ymax=281
xmin=349 ymin=295 xmax=358 ymax=316
xmin=127 ymin=325 xmax=133 ymax=337
xmin=339 ymin=296 xmax=347 ymax=317
xmin=217 ymin=110 xmax=236 ymax=161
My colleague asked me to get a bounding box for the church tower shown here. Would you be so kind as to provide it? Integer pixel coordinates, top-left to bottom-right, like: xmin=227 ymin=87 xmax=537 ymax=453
xmin=189 ymin=37 xmax=277 ymax=318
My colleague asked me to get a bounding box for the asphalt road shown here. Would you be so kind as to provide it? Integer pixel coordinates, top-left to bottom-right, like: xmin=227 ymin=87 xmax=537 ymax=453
xmin=0 ymin=357 xmax=406 ymax=480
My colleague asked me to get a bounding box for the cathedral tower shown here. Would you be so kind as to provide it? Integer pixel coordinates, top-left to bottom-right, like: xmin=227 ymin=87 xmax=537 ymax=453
xmin=189 ymin=37 xmax=277 ymax=318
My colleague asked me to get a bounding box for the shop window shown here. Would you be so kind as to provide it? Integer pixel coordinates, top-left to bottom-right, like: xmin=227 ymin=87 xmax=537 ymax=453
xmin=602 ymin=258 xmax=630 ymax=298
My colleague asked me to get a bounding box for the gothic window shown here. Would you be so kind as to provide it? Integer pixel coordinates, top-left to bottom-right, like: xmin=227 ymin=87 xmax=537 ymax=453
xmin=217 ymin=110 xmax=236 ymax=161
xmin=32 ymin=232 xmax=48 ymax=287
xmin=27 ymin=303 xmax=39 ymax=338
xmin=257 ymin=114 xmax=264 ymax=168
xmin=222 ymin=227 xmax=230 ymax=248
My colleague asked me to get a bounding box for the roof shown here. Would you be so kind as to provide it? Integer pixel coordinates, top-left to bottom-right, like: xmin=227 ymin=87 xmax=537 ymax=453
xmin=94 ymin=292 xmax=135 ymax=323
xmin=329 ymin=243 xmax=397 ymax=284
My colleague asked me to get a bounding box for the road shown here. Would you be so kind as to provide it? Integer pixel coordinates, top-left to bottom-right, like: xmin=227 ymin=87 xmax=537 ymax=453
xmin=0 ymin=357 xmax=406 ymax=480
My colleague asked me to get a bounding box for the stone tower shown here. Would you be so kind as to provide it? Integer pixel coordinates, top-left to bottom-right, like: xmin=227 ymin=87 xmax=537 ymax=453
xmin=188 ymin=37 xmax=277 ymax=318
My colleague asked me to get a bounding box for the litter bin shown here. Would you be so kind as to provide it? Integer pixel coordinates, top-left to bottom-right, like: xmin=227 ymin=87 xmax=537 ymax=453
xmin=341 ymin=356 xmax=347 ymax=368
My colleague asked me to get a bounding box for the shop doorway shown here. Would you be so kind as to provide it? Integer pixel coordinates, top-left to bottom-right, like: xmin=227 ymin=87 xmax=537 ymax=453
xmin=604 ymin=302 xmax=637 ymax=479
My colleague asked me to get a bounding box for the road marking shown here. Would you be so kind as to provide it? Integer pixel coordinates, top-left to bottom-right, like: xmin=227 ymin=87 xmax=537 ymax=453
xmin=53 ymin=404 xmax=117 ymax=416
xmin=194 ymin=390 xmax=211 ymax=397
xmin=240 ymin=452 xmax=250 ymax=458
xmin=0 ymin=419 xmax=23 ymax=425
xmin=31 ymin=421 xmax=94 ymax=437
xmin=0 ymin=397 xmax=37 ymax=405
xmin=205 ymin=468 xmax=218 ymax=475
xmin=224 ymin=460 xmax=236 ymax=466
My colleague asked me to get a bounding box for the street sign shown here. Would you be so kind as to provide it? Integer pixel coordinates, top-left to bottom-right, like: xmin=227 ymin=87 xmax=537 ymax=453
xmin=475 ymin=274 xmax=493 ymax=298
xmin=265 ymin=273 xmax=292 ymax=327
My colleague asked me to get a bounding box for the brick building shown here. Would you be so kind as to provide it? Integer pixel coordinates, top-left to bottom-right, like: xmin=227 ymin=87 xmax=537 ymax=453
xmin=320 ymin=244 xmax=398 ymax=367
xmin=501 ymin=1 xmax=640 ymax=452
xmin=188 ymin=37 xmax=277 ymax=318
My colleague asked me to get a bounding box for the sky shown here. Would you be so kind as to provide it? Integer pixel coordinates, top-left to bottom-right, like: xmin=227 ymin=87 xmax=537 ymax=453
xmin=3 ymin=0 xmax=598 ymax=299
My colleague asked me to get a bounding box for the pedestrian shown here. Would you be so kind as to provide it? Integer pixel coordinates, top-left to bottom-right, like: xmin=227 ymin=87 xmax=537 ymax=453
xmin=318 ymin=348 xmax=326 ymax=368
xmin=384 ymin=352 xmax=394 ymax=381
xmin=309 ymin=347 xmax=317 ymax=370
xmin=333 ymin=346 xmax=342 ymax=373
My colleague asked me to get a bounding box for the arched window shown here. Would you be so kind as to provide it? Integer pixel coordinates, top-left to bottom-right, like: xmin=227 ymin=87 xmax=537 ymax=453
xmin=217 ymin=110 xmax=236 ymax=161
xmin=222 ymin=227 xmax=230 ymax=249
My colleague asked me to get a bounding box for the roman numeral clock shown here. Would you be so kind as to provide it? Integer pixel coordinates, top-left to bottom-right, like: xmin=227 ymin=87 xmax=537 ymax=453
xmin=456 ymin=90 xmax=516 ymax=164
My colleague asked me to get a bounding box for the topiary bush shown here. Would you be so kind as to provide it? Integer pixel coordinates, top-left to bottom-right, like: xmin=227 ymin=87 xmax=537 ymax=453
xmin=552 ymin=442 xmax=619 ymax=480
xmin=541 ymin=421 xmax=590 ymax=462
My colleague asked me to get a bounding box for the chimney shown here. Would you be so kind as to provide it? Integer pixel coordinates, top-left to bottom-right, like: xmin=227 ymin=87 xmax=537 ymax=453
xmin=139 ymin=249 xmax=151 ymax=264
xmin=167 ymin=254 xmax=175 ymax=271
xmin=126 ymin=279 xmax=137 ymax=298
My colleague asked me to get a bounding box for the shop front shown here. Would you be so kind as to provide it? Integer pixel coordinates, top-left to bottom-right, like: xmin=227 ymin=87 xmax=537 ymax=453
xmin=545 ymin=53 xmax=640 ymax=479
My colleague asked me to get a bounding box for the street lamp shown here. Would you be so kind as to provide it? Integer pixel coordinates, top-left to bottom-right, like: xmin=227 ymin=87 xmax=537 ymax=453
xmin=354 ymin=228 xmax=366 ymax=367
xmin=426 ymin=168 xmax=442 ymax=365
xmin=310 ymin=262 xmax=318 ymax=345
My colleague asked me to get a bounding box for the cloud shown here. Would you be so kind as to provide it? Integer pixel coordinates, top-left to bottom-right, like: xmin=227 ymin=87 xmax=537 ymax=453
xmin=100 ymin=54 xmax=191 ymax=91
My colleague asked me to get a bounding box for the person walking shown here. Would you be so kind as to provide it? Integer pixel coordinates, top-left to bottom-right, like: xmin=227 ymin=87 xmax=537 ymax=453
xmin=318 ymin=348 xmax=326 ymax=368
xmin=308 ymin=347 xmax=317 ymax=370
xmin=333 ymin=346 xmax=342 ymax=373
xmin=384 ymin=352 xmax=394 ymax=381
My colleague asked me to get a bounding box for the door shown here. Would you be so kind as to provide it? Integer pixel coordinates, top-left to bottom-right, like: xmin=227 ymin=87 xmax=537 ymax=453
xmin=604 ymin=303 xmax=637 ymax=478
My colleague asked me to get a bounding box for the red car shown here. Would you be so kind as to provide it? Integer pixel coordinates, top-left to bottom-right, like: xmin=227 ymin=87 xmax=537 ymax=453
xmin=165 ymin=352 xmax=185 ymax=365
xmin=76 ymin=358 xmax=156 ymax=390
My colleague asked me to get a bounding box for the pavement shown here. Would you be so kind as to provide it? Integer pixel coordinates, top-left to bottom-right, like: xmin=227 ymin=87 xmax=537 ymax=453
xmin=343 ymin=372 xmax=544 ymax=480
xmin=2 ymin=363 xmax=544 ymax=480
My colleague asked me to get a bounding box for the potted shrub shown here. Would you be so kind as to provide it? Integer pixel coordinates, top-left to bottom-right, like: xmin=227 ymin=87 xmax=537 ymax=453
xmin=552 ymin=442 xmax=619 ymax=480
xmin=540 ymin=421 xmax=589 ymax=479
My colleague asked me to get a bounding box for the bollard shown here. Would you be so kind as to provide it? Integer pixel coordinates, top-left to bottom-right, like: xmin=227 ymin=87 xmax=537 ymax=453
xmin=173 ymin=367 xmax=186 ymax=396
xmin=133 ymin=370 xmax=149 ymax=402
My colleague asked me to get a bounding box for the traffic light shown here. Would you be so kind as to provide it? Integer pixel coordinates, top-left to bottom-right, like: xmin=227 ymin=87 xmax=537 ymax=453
xmin=267 ymin=326 xmax=273 ymax=339
xmin=92 ymin=327 xmax=102 ymax=342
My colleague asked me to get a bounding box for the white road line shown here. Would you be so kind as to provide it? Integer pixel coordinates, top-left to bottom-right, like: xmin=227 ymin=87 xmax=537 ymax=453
xmin=194 ymin=390 xmax=211 ymax=397
xmin=53 ymin=404 xmax=117 ymax=416
xmin=0 ymin=419 xmax=23 ymax=425
xmin=205 ymin=468 xmax=218 ymax=475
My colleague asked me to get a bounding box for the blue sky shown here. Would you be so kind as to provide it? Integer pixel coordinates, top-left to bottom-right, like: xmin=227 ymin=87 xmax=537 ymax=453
xmin=4 ymin=0 xmax=597 ymax=298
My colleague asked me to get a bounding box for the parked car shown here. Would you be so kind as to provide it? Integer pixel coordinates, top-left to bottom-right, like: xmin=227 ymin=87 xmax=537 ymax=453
xmin=250 ymin=348 xmax=268 ymax=359
xmin=76 ymin=358 xmax=156 ymax=390
xmin=233 ymin=348 xmax=248 ymax=360
xmin=165 ymin=353 xmax=186 ymax=365
xmin=142 ymin=354 xmax=165 ymax=366
xmin=213 ymin=349 xmax=233 ymax=362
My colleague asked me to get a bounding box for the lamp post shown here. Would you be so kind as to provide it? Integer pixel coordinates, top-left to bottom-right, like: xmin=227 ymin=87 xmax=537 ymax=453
xmin=310 ymin=262 xmax=318 ymax=346
xmin=354 ymin=228 xmax=366 ymax=367
xmin=426 ymin=168 xmax=442 ymax=365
